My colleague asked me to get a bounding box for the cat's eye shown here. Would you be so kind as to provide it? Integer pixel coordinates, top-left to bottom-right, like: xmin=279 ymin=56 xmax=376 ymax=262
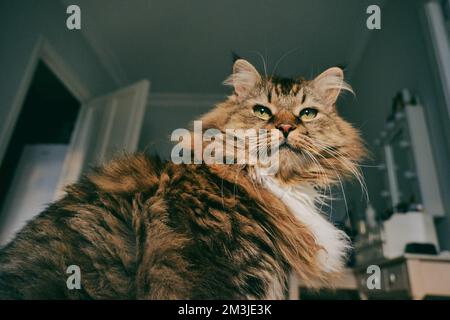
xmin=253 ymin=105 xmax=272 ymax=120
xmin=299 ymin=108 xmax=318 ymax=121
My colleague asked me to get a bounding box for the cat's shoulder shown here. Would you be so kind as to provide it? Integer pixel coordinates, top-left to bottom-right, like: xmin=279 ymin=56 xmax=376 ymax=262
xmin=70 ymin=152 xmax=220 ymax=197
xmin=86 ymin=152 xmax=165 ymax=194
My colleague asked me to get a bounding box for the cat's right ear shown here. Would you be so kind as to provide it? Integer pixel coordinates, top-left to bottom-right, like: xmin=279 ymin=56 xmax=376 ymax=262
xmin=224 ymin=59 xmax=261 ymax=98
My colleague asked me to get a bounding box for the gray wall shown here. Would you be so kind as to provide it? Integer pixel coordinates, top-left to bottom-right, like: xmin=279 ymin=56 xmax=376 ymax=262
xmin=342 ymin=0 xmax=450 ymax=249
xmin=0 ymin=0 xmax=117 ymax=162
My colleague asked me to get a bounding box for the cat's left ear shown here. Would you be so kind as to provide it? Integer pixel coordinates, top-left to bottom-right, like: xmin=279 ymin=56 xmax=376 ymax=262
xmin=312 ymin=67 xmax=353 ymax=106
xmin=224 ymin=59 xmax=261 ymax=98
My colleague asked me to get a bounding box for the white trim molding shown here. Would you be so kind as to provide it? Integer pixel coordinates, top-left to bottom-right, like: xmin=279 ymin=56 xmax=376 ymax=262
xmin=0 ymin=36 xmax=91 ymax=166
xmin=40 ymin=38 xmax=92 ymax=102
xmin=147 ymin=93 xmax=226 ymax=109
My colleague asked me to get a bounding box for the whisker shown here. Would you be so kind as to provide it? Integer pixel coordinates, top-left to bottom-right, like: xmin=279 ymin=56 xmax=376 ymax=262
xmin=250 ymin=50 xmax=268 ymax=79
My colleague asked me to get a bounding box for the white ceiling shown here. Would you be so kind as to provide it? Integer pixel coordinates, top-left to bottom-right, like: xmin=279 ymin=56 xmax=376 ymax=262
xmin=70 ymin=0 xmax=385 ymax=93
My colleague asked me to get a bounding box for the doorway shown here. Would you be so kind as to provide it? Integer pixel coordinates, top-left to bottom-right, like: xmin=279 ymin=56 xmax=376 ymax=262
xmin=0 ymin=61 xmax=80 ymax=245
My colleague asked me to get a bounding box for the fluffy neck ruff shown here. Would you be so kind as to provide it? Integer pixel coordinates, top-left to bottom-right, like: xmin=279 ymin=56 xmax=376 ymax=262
xmin=253 ymin=168 xmax=350 ymax=276
xmin=207 ymin=163 xmax=349 ymax=289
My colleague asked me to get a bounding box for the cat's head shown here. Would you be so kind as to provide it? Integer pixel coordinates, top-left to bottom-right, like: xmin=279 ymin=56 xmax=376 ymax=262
xmin=200 ymin=59 xmax=366 ymax=187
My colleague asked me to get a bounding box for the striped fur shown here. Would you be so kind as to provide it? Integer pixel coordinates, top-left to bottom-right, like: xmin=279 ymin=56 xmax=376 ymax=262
xmin=0 ymin=155 xmax=322 ymax=299
xmin=0 ymin=59 xmax=365 ymax=299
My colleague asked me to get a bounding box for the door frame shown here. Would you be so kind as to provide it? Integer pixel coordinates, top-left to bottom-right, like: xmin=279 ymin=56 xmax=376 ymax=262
xmin=0 ymin=36 xmax=95 ymax=203
xmin=53 ymin=79 xmax=150 ymax=200
xmin=0 ymin=36 xmax=92 ymax=166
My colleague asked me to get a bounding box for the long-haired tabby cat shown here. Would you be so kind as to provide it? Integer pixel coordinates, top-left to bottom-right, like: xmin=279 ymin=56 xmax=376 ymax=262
xmin=0 ymin=59 xmax=365 ymax=299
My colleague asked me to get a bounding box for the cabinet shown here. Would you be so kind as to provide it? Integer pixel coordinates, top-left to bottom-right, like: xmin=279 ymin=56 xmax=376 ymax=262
xmin=355 ymin=255 xmax=450 ymax=299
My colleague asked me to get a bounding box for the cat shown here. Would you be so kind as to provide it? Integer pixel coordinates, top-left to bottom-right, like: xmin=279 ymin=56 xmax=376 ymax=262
xmin=0 ymin=59 xmax=365 ymax=299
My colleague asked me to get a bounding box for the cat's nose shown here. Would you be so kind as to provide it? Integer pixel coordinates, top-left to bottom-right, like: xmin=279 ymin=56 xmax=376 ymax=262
xmin=276 ymin=124 xmax=295 ymax=137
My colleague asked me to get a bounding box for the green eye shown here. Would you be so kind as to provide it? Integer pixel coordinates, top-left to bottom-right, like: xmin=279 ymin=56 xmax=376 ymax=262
xmin=253 ymin=105 xmax=272 ymax=120
xmin=299 ymin=108 xmax=318 ymax=121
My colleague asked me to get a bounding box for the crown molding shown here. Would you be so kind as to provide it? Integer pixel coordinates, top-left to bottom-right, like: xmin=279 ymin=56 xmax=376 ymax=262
xmin=147 ymin=93 xmax=227 ymax=108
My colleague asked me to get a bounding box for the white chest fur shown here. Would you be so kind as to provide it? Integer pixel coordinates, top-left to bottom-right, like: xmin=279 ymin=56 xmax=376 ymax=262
xmin=256 ymin=174 xmax=350 ymax=274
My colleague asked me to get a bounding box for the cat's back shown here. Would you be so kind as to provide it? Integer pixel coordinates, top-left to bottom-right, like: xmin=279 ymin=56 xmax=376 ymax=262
xmin=0 ymin=153 xmax=169 ymax=299
xmin=0 ymin=153 xmax=286 ymax=299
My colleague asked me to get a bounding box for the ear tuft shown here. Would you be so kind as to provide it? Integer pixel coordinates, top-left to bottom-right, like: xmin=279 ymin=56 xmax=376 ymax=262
xmin=223 ymin=59 xmax=261 ymax=97
xmin=313 ymin=67 xmax=353 ymax=105
xmin=231 ymin=51 xmax=242 ymax=63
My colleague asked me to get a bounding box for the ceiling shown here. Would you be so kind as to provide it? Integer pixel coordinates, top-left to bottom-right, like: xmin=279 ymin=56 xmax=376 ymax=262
xmin=70 ymin=0 xmax=385 ymax=93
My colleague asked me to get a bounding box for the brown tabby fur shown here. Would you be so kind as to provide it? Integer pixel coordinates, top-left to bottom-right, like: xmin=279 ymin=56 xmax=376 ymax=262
xmin=0 ymin=59 xmax=365 ymax=299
